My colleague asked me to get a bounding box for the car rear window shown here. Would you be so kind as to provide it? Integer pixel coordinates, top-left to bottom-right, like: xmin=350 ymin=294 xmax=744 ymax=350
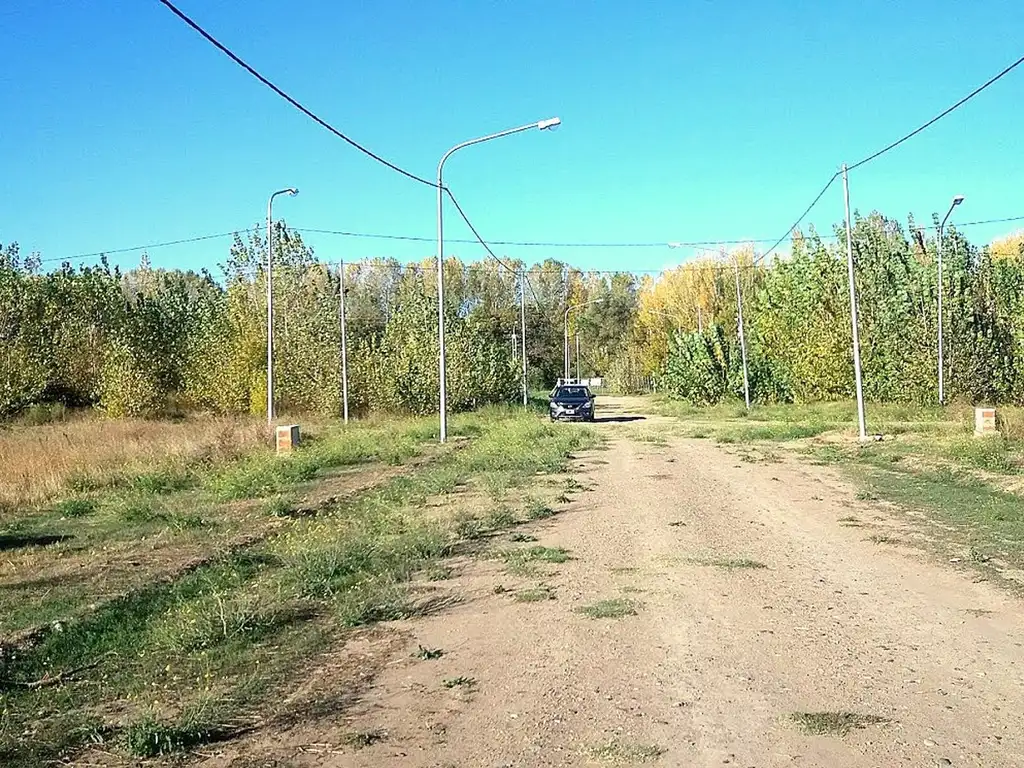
xmin=557 ymin=387 xmax=589 ymax=398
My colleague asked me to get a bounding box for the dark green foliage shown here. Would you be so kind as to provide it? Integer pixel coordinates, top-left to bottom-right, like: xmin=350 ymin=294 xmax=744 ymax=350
xmin=8 ymin=209 xmax=1024 ymax=418
xmin=0 ymin=230 xmax=529 ymax=420
xmin=660 ymin=215 xmax=1024 ymax=406
xmin=663 ymin=326 xmax=732 ymax=405
xmin=54 ymin=498 xmax=96 ymax=518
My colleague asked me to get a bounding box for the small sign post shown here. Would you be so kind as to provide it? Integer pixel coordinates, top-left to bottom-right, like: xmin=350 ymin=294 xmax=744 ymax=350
xmin=276 ymin=424 xmax=301 ymax=453
xmin=974 ymin=407 xmax=997 ymax=437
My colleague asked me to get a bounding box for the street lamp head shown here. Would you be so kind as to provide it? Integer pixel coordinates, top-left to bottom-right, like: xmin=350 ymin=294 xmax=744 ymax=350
xmin=537 ymin=117 xmax=561 ymax=131
xmin=287 ymin=188 xmax=299 ymax=197
xmin=952 ymin=194 xmax=965 ymax=206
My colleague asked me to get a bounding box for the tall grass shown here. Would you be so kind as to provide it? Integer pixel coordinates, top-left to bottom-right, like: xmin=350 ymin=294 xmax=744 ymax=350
xmin=0 ymin=415 xmax=269 ymax=510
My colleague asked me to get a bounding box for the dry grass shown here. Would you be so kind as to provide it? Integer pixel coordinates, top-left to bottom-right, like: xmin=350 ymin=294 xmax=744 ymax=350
xmin=0 ymin=414 xmax=270 ymax=509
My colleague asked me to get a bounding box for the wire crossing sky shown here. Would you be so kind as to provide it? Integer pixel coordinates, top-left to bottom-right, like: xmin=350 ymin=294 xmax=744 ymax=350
xmin=2 ymin=1 xmax=1023 ymax=273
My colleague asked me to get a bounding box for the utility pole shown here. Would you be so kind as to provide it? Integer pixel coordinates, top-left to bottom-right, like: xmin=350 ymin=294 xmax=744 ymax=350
xmin=842 ymin=163 xmax=867 ymax=441
xmin=697 ymin=305 xmax=703 ymax=334
xmin=520 ymin=270 xmax=528 ymax=405
xmin=733 ymin=256 xmax=751 ymax=410
xmin=512 ymin=330 xmax=518 ymax=360
xmin=339 ymin=259 xmax=349 ymax=424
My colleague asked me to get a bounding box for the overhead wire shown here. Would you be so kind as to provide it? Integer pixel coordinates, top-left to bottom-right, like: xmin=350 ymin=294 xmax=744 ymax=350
xmin=153 ymin=0 xmax=557 ymax=308
xmin=38 ymin=229 xmax=256 ymax=265
xmin=755 ymin=173 xmax=840 ymax=264
xmin=155 ymin=0 xmax=435 ymax=188
xmin=753 ymin=51 xmax=1024 ymax=265
xmin=443 ymin=188 xmax=543 ymax=304
xmin=36 ymin=212 xmax=1024 ymax=267
xmin=847 ymin=52 xmax=1024 ymax=172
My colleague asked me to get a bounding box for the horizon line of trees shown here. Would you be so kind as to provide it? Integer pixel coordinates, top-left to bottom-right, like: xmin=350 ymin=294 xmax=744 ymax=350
xmin=2 ymin=216 xmax=1023 ymax=420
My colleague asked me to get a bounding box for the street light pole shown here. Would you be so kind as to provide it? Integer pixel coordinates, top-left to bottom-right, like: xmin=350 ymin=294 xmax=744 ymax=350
xmin=520 ymin=271 xmax=528 ymax=406
xmin=436 ymin=117 xmax=561 ymax=443
xmin=266 ymin=187 xmax=298 ymax=426
xmin=938 ymin=194 xmax=965 ymax=405
xmin=733 ymin=256 xmax=751 ymax=410
xmin=563 ymin=298 xmax=603 ymax=382
xmin=338 ymin=259 xmax=349 ymax=424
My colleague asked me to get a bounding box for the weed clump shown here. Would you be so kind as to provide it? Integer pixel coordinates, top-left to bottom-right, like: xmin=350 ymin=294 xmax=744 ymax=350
xmin=575 ymin=598 xmax=639 ymax=619
xmin=789 ymin=711 xmax=889 ymax=736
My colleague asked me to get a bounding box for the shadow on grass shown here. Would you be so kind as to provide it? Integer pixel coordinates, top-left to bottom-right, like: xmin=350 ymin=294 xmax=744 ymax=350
xmin=0 ymin=533 xmax=73 ymax=552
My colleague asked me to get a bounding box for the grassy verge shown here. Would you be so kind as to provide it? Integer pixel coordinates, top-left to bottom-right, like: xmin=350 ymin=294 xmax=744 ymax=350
xmin=651 ymin=396 xmax=1024 ymax=580
xmin=0 ymin=406 xmax=597 ymax=765
xmin=650 ymin=397 xmax=963 ymax=443
xmin=0 ymin=414 xmax=458 ymax=641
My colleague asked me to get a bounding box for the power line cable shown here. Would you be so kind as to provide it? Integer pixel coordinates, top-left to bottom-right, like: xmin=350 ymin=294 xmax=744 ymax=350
xmin=154 ymin=0 xmax=549 ymax=307
xmin=756 ymin=173 xmax=840 ymax=264
xmin=848 ymin=53 xmax=1024 ymax=171
xmin=753 ymin=52 xmax=1024 ymax=266
xmin=38 ymin=229 xmax=256 ymax=265
xmin=37 ymin=215 xmax=1024 ymax=267
xmin=443 ymin=188 xmax=543 ymax=304
xmin=155 ymin=0 xmax=435 ymax=188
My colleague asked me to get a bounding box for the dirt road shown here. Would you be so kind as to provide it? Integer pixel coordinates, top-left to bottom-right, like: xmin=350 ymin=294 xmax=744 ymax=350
xmin=214 ymin=397 xmax=1024 ymax=768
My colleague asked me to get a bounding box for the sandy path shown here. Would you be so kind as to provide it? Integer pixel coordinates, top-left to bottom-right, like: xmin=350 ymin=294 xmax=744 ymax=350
xmin=211 ymin=397 xmax=1024 ymax=768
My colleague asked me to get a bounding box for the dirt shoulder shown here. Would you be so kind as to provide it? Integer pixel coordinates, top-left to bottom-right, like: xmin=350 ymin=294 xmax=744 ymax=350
xmin=198 ymin=397 xmax=1024 ymax=767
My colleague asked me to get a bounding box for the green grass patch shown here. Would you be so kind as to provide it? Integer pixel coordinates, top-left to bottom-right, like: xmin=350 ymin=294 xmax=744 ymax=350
xmin=130 ymin=467 xmax=195 ymax=495
xmin=689 ymin=556 xmax=767 ymax=570
xmin=525 ymin=499 xmax=556 ymax=520
xmin=788 ymin=711 xmax=889 ymax=736
xmin=264 ymin=495 xmax=295 ymax=517
xmin=513 ymin=584 xmax=556 ymax=602
xmin=500 ymin=545 xmax=571 ymax=575
xmin=53 ymin=498 xmax=96 ymax=518
xmin=590 ymin=741 xmax=666 ymax=762
xmin=655 ymin=398 xmax=964 ymax=446
xmin=114 ymin=496 xmax=165 ymax=524
xmin=575 ymin=598 xmax=639 ymax=619
xmin=487 ymin=505 xmax=518 ymax=530
xmin=123 ymin=710 xmax=232 ymax=758
xmin=848 ymin=461 xmax=1024 ymax=565
xmin=947 ymin=436 xmax=1017 ymax=473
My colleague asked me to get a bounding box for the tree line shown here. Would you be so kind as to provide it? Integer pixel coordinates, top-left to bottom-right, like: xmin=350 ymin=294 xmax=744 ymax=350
xmin=2 ymin=214 xmax=1022 ymax=420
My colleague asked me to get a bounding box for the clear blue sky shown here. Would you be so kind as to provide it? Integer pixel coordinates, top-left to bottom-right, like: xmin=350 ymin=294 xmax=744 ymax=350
xmin=2 ymin=0 xmax=1023 ymax=275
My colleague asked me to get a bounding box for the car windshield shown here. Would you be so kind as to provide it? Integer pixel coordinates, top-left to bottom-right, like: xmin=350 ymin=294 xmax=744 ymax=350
xmin=556 ymin=386 xmax=589 ymax=399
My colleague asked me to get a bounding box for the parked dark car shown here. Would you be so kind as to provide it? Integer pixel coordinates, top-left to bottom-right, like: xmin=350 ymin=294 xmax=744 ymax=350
xmin=549 ymin=385 xmax=595 ymax=422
